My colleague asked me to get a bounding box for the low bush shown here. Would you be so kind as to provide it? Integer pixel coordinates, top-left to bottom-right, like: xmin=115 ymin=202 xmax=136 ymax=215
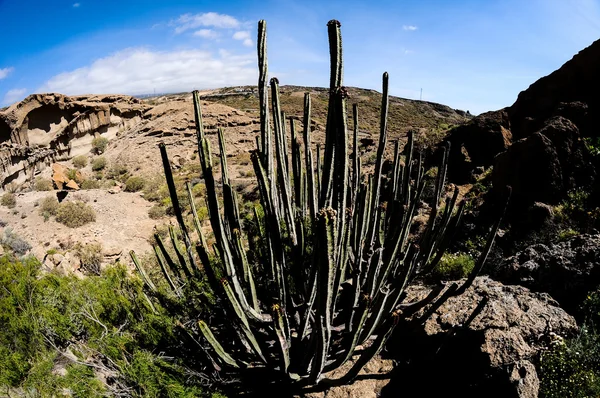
xmin=33 ymin=177 xmax=53 ymax=191
xmin=431 ymin=252 xmax=475 ymax=281
xmin=125 ymin=176 xmax=146 ymax=192
xmin=148 ymin=204 xmax=166 ymax=220
xmin=39 ymin=196 xmax=59 ymax=221
xmin=56 ymin=201 xmax=96 ymax=228
xmin=81 ymin=179 xmax=101 ymax=190
xmin=141 ymin=176 xmax=168 ymax=202
xmin=540 ymin=289 xmax=600 ymax=397
xmin=107 ymin=163 xmax=129 ymax=182
xmin=72 ymin=155 xmax=88 ymax=169
xmin=91 ymin=136 xmax=109 ymax=154
xmin=1 ymin=228 xmax=31 ymax=255
xmin=1 ymin=192 xmax=16 ymax=208
xmin=75 ymin=242 xmax=103 ymax=275
xmin=91 ymin=156 xmax=107 ymax=171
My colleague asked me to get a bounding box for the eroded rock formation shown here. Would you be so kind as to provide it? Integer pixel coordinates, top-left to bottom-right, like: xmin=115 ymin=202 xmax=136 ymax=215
xmin=0 ymin=93 xmax=147 ymax=189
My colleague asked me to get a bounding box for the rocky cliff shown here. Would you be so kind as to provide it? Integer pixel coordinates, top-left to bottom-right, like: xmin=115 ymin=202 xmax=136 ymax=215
xmin=0 ymin=93 xmax=147 ymax=188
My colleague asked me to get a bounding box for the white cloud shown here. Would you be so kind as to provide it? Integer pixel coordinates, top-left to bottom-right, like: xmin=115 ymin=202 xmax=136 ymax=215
xmin=193 ymin=29 xmax=218 ymax=39
xmin=233 ymin=31 xmax=253 ymax=47
xmin=402 ymin=25 xmax=418 ymax=31
xmin=173 ymin=12 xmax=240 ymax=34
xmin=73 ymin=2 xmax=80 ymax=7
xmin=2 ymin=88 xmax=27 ymax=106
xmin=0 ymin=67 xmax=14 ymax=80
xmin=38 ymin=47 xmax=256 ymax=95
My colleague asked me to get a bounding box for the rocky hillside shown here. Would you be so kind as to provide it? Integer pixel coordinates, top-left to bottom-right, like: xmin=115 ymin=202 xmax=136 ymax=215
xmin=441 ymin=38 xmax=600 ymax=220
xmin=0 ymin=87 xmax=470 ymax=267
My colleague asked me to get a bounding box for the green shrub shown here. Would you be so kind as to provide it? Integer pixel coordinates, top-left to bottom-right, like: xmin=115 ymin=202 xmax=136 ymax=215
xmin=142 ymin=176 xmax=168 ymax=202
xmin=39 ymin=196 xmax=59 ymax=221
xmin=107 ymin=163 xmax=129 ymax=182
xmin=125 ymin=176 xmax=146 ymax=192
xmin=56 ymin=201 xmax=96 ymax=228
xmin=75 ymin=242 xmax=103 ymax=275
xmin=148 ymin=204 xmax=166 ymax=219
xmin=432 ymin=252 xmax=475 ymax=281
xmin=91 ymin=136 xmax=109 ymax=154
xmin=1 ymin=192 xmax=16 ymax=208
xmin=81 ymin=179 xmax=101 ymax=190
xmin=558 ymin=228 xmax=579 ymax=241
xmin=65 ymin=168 xmax=84 ymax=184
xmin=91 ymin=156 xmax=107 ymax=171
xmin=72 ymin=155 xmax=88 ymax=169
xmin=540 ymin=327 xmax=600 ymax=398
xmin=33 ymin=177 xmax=53 ymax=191
xmin=0 ymin=257 xmax=217 ymax=396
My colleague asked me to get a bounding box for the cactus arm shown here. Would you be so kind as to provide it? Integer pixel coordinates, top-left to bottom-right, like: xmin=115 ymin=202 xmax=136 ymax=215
xmin=326 ymin=310 xmax=401 ymax=385
xmin=198 ymin=320 xmax=240 ymax=368
xmin=257 ymin=20 xmax=272 ymax=177
xmin=185 ymin=181 xmax=208 ymax=250
xmin=364 ymin=72 xmax=390 ymax=254
xmin=155 ymin=232 xmax=187 ymax=279
xmin=159 ymin=143 xmax=198 ymax=272
xmin=270 ymin=78 xmax=298 ymax=246
xmin=130 ymin=250 xmax=157 ymax=292
xmin=303 ymin=93 xmax=318 ymax=222
xmin=309 ymin=207 xmax=338 ymax=383
xmin=153 ymin=245 xmax=182 ymax=297
xmin=273 ymin=304 xmax=291 ymax=374
xmin=456 ymin=186 xmax=511 ymax=295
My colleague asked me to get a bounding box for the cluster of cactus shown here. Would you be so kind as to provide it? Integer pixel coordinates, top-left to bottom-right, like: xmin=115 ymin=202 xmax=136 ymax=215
xmin=131 ymin=19 xmax=508 ymax=388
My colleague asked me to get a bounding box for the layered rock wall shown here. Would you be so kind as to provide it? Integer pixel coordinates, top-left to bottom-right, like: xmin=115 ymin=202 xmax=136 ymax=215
xmin=0 ymin=93 xmax=147 ymax=189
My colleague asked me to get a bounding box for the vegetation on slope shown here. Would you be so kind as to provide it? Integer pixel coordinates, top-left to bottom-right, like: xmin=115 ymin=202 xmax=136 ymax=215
xmin=0 ymin=255 xmax=224 ymax=397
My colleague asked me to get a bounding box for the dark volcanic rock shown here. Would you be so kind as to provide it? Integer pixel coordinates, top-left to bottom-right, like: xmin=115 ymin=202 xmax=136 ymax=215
xmin=438 ymin=109 xmax=512 ymax=183
xmin=509 ymin=38 xmax=600 ymax=139
xmin=493 ymin=131 xmax=562 ymax=205
xmin=492 ymin=234 xmax=600 ymax=313
xmin=384 ymin=277 xmax=577 ymax=398
xmin=493 ymin=116 xmax=595 ymax=209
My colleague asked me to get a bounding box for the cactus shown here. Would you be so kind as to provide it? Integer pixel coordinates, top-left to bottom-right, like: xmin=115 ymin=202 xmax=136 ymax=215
xmin=130 ymin=19 xmax=510 ymax=389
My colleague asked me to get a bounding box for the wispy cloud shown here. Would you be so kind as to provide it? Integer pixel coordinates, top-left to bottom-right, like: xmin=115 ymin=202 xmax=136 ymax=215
xmin=172 ymin=12 xmax=240 ymax=34
xmin=193 ymin=29 xmax=218 ymax=39
xmin=402 ymin=25 xmax=418 ymax=31
xmin=0 ymin=67 xmax=14 ymax=80
xmin=2 ymin=88 xmax=27 ymax=106
xmin=38 ymin=47 xmax=256 ymax=95
xmin=73 ymin=3 xmax=80 ymax=7
xmin=233 ymin=31 xmax=253 ymax=47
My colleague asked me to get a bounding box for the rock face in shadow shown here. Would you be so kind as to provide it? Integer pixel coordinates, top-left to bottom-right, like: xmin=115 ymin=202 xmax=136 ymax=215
xmin=440 ymin=38 xmax=600 ymax=208
xmin=509 ymin=38 xmax=600 ymax=140
xmin=442 ymin=109 xmax=512 ymax=183
xmin=492 ymin=234 xmax=600 ymax=314
xmin=383 ymin=277 xmax=577 ymax=398
xmin=0 ymin=93 xmax=147 ymax=189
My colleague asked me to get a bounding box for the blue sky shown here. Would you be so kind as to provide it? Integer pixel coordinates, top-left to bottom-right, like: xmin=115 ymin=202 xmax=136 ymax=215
xmin=1 ymin=0 xmax=599 ymax=114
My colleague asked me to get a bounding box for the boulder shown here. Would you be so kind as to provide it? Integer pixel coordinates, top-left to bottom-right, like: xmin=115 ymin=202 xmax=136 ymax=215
xmin=493 ymin=132 xmax=562 ymax=206
xmin=51 ymin=163 xmax=80 ymax=191
xmin=439 ymin=109 xmax=512 ymax=183
xmin=384 ymin=277 xmax=577 ymax=398
xmin=492 ymin=234 xmax=600 ymax=313
xmin=492 ymin=117 xmax=593 ymax=208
